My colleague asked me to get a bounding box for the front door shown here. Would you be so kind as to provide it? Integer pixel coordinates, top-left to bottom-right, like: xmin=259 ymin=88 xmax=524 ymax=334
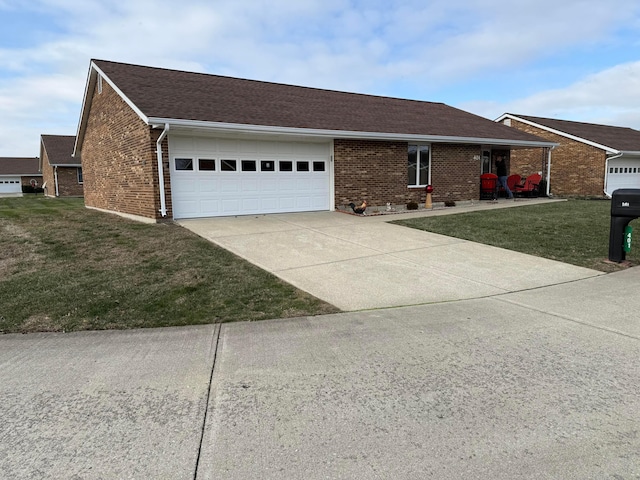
xmin=481 ymin=150 xmax=492 ymax=174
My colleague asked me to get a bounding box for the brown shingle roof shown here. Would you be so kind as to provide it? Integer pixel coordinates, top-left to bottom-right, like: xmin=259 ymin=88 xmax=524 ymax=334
xmin=513 ymin=115 xmax=640 ymax=152
xmin=41 ymin=135 xmax=80 ymax=166
xmin=92 ymin=59 xmax=550 ymax=144
xmin=0 ymin=157 xmax=41 ymax=176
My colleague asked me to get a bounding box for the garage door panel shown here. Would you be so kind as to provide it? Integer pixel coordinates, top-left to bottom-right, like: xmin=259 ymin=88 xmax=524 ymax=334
xmin=198 ymin=179 xmax=219 ymax=193
xmin=200 ymin=200 xmax=220 ymax=215
xmin=170 ymin=137 xmax=330 ymax=218
xmin=260 ymin=198 xmax=279 ymax=210
xmin=260 ymin=178 xmax=279 ymax=192
xmin=0 ymin=177 xmax=23 ymax=194
xmin=220 ymin=179 xmax=240 ymax=193
xmin=222 ymin=199 xmax=241 ymax=213
xmin=241 ymin=178 xmax=259 ymax=192
xmin=606 ymin=158 xmax=640 ymax=196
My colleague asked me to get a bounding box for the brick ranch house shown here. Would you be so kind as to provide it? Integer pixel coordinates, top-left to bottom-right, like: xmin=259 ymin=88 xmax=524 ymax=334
xmin=74 ymin=59 xmax=554 ymax=222
xmin=40 ymin=135 xmax=83 ymax=197
xmin=497 ymin=114 xmax=640 ymax=197
xmin=0 ymin=157 xmax=42 ymax=196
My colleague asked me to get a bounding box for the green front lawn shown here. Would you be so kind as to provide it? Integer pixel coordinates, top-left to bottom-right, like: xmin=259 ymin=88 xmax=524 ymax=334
xmin=392 ymin=199 xmax=639 ymax=272
xmin=0 ymin=197 xmax=338 ymax=334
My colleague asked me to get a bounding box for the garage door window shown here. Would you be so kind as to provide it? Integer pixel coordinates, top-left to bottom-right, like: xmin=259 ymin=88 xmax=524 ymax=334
xmin=242 ymin=160 xmax=257 ymax=171
xmin=280 ymin=161 xmax=293 ymax=172
xmin=261 ymin=161 xmax=275 ymax=172
xmin=313 ymin=162 xmax=325 ymax=172
xmin=221 ymin=159 xmax=237 ymax=171
xmin=175 ymin=158 xmax=193 ymax=170
xmin=297 ymin=161 xmax=310 ymax=172
xmin=199 ymin=159 xmax=216 ymax=171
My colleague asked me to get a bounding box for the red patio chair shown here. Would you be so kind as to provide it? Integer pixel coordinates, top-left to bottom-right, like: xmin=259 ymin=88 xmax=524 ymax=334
xmin=513 ymin=173 xmax=542 ymax=197
xmin=506 ymin=174 xmax=521 ymax=192
xmin=480 ymin=173 xmax=498 ymax=200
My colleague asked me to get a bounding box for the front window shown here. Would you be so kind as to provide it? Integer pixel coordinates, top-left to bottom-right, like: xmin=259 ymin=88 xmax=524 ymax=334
xmin=77 ymin=167 xmax=83 ymax=184
xmin=408 ymin=145 xmax=430 ymax=186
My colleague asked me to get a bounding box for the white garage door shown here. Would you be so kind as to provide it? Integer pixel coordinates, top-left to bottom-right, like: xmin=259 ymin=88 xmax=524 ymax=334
xmin=606 ymin=157 xmax=640 ymax=196
xmin=0 ymin=176 xmax=22 ymax=194
xmin=169 ymin=136 xmax=331 ymax=219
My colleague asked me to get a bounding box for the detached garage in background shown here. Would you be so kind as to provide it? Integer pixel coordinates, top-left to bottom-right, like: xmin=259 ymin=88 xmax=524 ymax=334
xmin=498 ymin=114 xmax=640 ymax=197
xmin=75 ymin=59 xmax=553 ymax=222
xmin=0 ymin=157 xmax=42 ymax=196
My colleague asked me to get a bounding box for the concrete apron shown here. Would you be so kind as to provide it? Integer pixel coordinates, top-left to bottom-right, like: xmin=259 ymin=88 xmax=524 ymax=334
xmin=179 ymin=199 xmax=603 ymax=311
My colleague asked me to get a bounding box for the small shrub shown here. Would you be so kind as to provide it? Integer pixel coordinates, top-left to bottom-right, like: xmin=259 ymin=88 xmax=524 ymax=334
xmin=444 ymin=200 xmax=456 ymax=207
xmin=406 ymin=201 xmax=418 ymax=210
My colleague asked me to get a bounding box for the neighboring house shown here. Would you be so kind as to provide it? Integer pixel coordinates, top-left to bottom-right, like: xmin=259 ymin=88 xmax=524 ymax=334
xmin=75 ymin=59 xmax=554 ymax=222
xmin=497 ymin=114 xmax=640 ymax=197
xmin=40 ymin=135 xmax=83 ymax=197
xmin=0 ymin=157 xmax=42 ymax=196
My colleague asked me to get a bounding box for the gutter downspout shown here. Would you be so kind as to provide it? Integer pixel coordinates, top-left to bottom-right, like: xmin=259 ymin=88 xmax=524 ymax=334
xmin=54 ymin=166 xmax=60 ymax=197
xmin=156 ymin=123 xmax=170 ymax=217
xmin=604 ymin=152 xmax=624 ymax=198
xmin=546 ymin=146 xmax=555 ymax=197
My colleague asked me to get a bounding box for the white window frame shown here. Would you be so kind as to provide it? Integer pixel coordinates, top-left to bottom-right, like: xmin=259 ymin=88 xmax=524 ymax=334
xmin=408 ymin=144 xmax=431 ymax=187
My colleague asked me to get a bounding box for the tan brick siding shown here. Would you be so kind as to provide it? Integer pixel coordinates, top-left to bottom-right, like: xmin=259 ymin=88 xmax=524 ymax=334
xmin=40 ymin=148 xmax=56 ymax=197
xmin=41 ymin=167 xmax=83 ymax=197
xmin=79 ymin=79 xmax=168 ymax=220
xmin=508 ymin=119 xmax=606 ymax=197
xmin=430 ymin=144 xmax=481 ymax=202
xmin=334 ymin=139 xmax=407 ymax=207
xmin=334 ymin=139 xmax=483 ymax=207
xmin=20 ymin=176 xmax=43 ymax=188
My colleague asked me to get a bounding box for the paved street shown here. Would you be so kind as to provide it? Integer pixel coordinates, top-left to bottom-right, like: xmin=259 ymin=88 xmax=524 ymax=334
xmin=2 ymin=267 xmax=640 ymax=479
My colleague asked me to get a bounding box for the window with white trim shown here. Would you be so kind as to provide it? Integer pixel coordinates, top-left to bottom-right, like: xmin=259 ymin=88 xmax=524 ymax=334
xmin=77 ymin=167 xmax=83 ymax=184
xmin=408 ymin=145 xmax=430 ymax=187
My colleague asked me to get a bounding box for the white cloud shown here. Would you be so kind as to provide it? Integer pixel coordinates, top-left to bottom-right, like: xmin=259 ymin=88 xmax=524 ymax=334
xmin=461 ymin=61 xmax=640 ymax=128
xmin=1 ymin=0 xmax=639 ymax=156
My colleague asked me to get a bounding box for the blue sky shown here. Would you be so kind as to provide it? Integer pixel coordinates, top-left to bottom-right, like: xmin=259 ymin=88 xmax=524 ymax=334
xmin=1 ymin=0 xmax=639 ymax=156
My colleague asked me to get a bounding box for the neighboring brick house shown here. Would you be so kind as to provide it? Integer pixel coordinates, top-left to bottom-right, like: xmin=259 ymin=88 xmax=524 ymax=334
xmin=74 ymin=59 xmax=553 ymax=222
xmin=497 ymin=114 xmax=640 ymax=197
xmin=0 ymin=157 xmax=42 ymax=196
xmin=40 ymin=135 xmax=83 ymax=197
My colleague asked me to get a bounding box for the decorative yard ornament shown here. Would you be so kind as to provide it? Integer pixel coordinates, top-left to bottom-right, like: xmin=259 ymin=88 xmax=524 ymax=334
xmin=425 ymin=185 xmax=433 ymax=209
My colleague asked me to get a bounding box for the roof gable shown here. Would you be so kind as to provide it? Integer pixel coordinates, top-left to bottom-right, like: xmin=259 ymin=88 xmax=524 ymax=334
xmin=0 ymin=157 xmax=41 ymax=176
xmin=78 ymin=59 xmax=553 ymax=148
xmin=41 ymin=135 xmax=80 ymax=166
xmin=502 ymin=114 xmax=640 ymax=153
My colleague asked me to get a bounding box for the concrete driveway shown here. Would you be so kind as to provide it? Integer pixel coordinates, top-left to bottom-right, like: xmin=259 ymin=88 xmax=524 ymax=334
xmin=179 ymin=201 xmax=603 ymax=310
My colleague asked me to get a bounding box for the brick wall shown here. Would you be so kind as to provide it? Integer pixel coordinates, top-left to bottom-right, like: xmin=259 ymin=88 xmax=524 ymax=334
xmin=20 ymin=176 xmax=43 ymax=187
xmin=80 ymin=79 xmax=167 ymax=220
xmin=334 ymin=139 xmax=482 ymax=207
xmin=56 ymin=167 xmax=84 ymax=197
xmin=509 ymin=119 xmax=606 ymax=196
xmin=40 ymin=147 xmax=56 ymax=197
xmin=334 ymin=139 xmax=407 ymax=206
xmin=430 ymin=144 xmax=481 ymax=202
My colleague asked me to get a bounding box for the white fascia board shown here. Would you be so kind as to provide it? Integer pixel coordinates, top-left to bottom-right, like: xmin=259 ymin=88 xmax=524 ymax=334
xmin=74 ymin=62 xmax=150 ymax=156
xmin=619 ymin=151 xmax=640 ymax=156
xmin=50 ymin=164 xmax=82 ymax=167
xmin=92 ymin=63 xmax=149 ymax=124
xmin=148 ymin=117 xmax=556 ymax=148
xmin=500 ymin=114 xmax=620 ymax=154
xmin=73 ymin=64 xmax=96 ymax=156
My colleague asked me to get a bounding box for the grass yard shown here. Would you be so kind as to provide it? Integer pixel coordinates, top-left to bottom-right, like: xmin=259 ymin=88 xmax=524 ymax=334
xmin=392 ymin=199 xmax=639 ymax=272
xmin=0 ymin=197 xmax=338 ymax=334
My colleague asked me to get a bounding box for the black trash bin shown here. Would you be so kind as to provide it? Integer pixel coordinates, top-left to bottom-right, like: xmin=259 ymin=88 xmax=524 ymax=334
xmin=608 ymin=189 xmax=640 ymax=262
